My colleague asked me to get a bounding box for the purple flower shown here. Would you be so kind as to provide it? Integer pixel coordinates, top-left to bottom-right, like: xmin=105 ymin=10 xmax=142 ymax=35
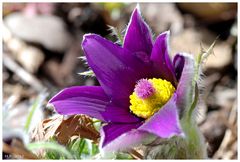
xmin=49 ymin=6 xmax=195 ymax=152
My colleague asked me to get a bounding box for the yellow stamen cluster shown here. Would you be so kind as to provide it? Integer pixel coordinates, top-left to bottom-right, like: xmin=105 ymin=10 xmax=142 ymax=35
xmin=129 ymin=78 xmax=175 ymax=119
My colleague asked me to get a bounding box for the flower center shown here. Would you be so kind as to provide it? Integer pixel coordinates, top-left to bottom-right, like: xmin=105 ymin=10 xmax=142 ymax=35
xmin=129 ymin=78 xmax=175 ymax=119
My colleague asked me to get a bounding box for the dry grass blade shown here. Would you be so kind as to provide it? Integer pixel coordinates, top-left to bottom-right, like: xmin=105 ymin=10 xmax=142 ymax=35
xmin=31 ymin=116 xmax=62 ymax=143
xmin=128 ymin=149 xmax=143 ymax=159
xmin=212 ymin=100 xmax=237 ymax=159
xmin=31 ymin=115 xmax=100 ymax=145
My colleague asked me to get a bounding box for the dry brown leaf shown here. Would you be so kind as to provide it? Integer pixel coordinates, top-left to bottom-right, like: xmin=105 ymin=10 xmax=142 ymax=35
xmin=31 ymin=115 xmax=100 ymax=145
xmin=3 ymin=139 xmax=38 ymax=159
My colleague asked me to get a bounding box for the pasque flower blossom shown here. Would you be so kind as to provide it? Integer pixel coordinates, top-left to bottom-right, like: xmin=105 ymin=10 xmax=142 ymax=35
xmin=49 ymin=6 xmax=196 ymax=152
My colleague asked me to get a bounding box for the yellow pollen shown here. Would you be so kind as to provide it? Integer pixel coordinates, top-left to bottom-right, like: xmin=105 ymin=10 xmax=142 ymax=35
xmin=129 ymin=78 xmax=175 ymax=119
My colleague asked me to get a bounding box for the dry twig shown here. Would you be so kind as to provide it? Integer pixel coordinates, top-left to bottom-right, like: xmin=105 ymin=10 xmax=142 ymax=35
xmin=3 ymin=53 xmax=45 ymax=92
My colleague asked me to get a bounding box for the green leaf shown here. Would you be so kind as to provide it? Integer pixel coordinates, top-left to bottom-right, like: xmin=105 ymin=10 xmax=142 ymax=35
xmin=115 ymin=152 xmax=133 ymax=159
xmin=24 ymin=91 xmax=48 ymax=132
xmin=189 ymin=39 xmax=218 ymax=117
xmin=27 ymin=142 xmax=74 ymax=159
xmin=66 ymin=138 xmax=99 ymax=159
xmin=194 ymin=38 xmax=218 ymax=83
xmin=187 ymin=82 xmax=199 ymax=120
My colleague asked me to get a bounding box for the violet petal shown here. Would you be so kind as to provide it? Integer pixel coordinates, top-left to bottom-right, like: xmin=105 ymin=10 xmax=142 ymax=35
xmin=173 ymin=54 xmax=185 ymax=81
xmin=100 ymin=122 xmax=143 ymax=149
xmin=150 ymin=31 xmax=177 ymax=86
xmin=123 ymin=6 xmax=153 ymax=55
xmin=102 ymin=103 xmax=141 ymax=123
xmin=48 ymin=86 xmax=140 ymax=123
xmin=138 ymin=94 xmax=183 ymax=138
xmin=174 ymin=53 xmax=195 ymax=113
xmin=102 ymin=130 xmax=150 ymax=152
xmin=82 ymin=34 xmax=153 ymax=106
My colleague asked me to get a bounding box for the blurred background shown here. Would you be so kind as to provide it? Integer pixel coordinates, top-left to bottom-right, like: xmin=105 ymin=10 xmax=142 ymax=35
xmin=2 ymin=2 xmax=237 ymax=159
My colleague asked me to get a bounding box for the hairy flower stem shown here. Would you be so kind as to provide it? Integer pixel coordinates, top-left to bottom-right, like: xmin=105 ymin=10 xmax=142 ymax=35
xmin=174 ymin=45 xmax=215 ymax=159
xmin=176 ymin=41 xmax=217 ymax=159
xmin=180 ymin=87 xmax=207 ymax=158
xmin=180 ymin=117 xmax=207 ymax=159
